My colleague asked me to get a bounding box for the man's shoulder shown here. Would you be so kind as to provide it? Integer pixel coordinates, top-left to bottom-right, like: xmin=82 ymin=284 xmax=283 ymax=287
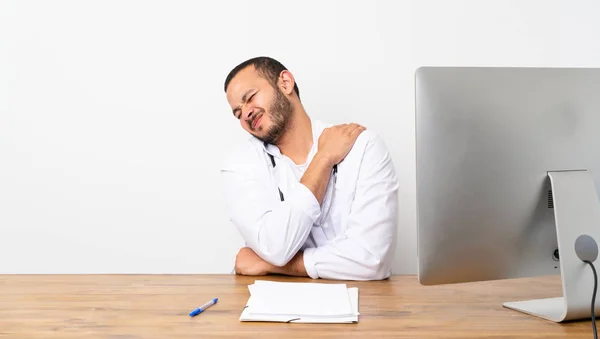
xmin=316 ymin=120 xmax=381 ymax=149
xmin=313 ymin=120 xmax=388 ymax=169
xmin=334 ymin=124 xmax=387 ymax=165
xmin=334 ymin=126 xmax=394 ymax=191
xmin=356 ymin=128 xmax=381 ymax=150
xmin=347 ymin=126 xmax=386 ymax=158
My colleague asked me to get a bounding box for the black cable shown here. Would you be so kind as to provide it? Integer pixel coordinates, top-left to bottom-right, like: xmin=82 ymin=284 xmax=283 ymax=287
xmin=584 ymin=260 xmax=598 ymax=339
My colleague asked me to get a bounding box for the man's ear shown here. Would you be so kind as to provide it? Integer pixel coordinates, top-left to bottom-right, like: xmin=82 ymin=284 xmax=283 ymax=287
xmin=278 ymin=70 xmax=295 ymax=96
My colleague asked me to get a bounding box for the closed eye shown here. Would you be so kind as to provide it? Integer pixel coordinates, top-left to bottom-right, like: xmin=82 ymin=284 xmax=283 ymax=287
xmin=233 ymin=91 xmax=258 ymax=119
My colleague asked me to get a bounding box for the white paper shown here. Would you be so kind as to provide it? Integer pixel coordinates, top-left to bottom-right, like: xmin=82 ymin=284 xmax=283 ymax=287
xmin=239 ymin=280 xmax=359 ymax=323
xmin=248 ymin=280 xmax=353 ymax=317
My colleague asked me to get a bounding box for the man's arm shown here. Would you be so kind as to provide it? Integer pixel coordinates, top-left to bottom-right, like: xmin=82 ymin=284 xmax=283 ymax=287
xmin=306 ymin=123 xmax=366 ymax=204
xmin=234 ymin=247 xmax=308 ymax=276
xmin=300 ymin=153 xmax=335 ymax=205
xmin=222 ymin=124 xmax=366 ymax=268
xmin=270 ymin=251 xmax=308 ymax=276
xmin=222 ymin=153 xmax=318 ymax=267
xmin=302 ymin=132 xmax=399 ymax=280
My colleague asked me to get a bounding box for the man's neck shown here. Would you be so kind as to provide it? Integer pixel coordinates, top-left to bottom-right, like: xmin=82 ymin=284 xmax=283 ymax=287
xmin=276 ymin=110 xmax=313 ymax=165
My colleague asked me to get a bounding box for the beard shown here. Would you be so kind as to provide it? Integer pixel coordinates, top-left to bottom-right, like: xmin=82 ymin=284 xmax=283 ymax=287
xmin=251 ymin=88 xmax=293 ymax=145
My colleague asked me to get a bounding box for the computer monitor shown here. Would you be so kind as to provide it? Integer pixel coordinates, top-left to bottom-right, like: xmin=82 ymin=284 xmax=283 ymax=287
xmin=415 ymin=66 xmax=600 ymax=323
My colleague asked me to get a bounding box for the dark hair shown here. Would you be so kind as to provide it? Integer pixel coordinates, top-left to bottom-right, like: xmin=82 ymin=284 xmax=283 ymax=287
xmin=224 ymin=56 xmax=300 ymax=99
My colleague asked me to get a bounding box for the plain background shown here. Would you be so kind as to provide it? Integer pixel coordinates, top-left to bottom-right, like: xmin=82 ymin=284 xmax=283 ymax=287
xmin=2 ymin=0 xmax=600 ymax=274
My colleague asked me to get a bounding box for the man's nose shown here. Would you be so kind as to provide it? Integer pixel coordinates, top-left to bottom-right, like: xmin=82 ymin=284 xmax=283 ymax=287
xmin=242 ymin=106 xmax=254 ymax=120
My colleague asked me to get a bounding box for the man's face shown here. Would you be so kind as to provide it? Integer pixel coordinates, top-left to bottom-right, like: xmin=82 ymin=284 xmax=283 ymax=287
xmin=226 ymin=66 xmax=293 ymax=144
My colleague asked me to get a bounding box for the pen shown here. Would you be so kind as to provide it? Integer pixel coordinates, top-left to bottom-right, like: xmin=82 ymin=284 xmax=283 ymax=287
xmin=189 ymin=298 xmax=218 ymax=317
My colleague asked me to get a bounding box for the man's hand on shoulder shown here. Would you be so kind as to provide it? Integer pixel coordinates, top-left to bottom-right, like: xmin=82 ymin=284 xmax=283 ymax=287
xmin=317 ymin=123 xmax=366 ymax=165
xmin=300 ymin=123 xmax=366 ymax=204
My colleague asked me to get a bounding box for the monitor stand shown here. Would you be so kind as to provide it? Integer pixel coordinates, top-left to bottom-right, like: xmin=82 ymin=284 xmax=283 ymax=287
xmin=503 ymin=170 xmax=600 ymax=322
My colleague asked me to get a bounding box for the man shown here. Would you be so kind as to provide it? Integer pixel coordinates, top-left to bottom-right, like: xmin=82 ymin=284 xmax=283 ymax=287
xmin=221 ymin=56 xmax=398 ymax=280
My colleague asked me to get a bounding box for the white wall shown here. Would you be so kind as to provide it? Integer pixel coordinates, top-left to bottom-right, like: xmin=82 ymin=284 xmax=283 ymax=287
xmin=1 ymin=0 xmax=600 ymax=274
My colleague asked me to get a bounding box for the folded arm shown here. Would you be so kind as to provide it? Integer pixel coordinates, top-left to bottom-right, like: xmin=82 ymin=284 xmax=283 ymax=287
xmin=221 ymin=148 xmax=334 ymax=267
xmin=233 ymin=246 xmax=308 ymax=276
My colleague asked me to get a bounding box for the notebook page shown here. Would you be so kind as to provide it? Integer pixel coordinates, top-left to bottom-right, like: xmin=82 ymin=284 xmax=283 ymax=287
xmin=240 ymin=287 xmax=359 ymax=323
xmin=248 ymin=280 xmax=353 ymax=317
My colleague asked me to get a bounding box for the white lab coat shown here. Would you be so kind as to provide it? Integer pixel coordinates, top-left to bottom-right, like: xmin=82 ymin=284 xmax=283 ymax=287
xmin=221 ymin=119 xmax=399 ymax=280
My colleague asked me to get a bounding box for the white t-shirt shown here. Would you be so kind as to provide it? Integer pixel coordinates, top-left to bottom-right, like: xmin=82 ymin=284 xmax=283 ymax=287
xmin=283 ymin=154 xmax=310 ymax=181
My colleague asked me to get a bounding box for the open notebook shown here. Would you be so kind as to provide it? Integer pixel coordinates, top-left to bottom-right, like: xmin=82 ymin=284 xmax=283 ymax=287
xmin=239 ymin=280 xmax=359 ymax=323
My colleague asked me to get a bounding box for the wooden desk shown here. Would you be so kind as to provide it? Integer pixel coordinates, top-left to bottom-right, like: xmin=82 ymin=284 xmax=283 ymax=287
xmin=0 ymin=274 xmax=593 ymax=338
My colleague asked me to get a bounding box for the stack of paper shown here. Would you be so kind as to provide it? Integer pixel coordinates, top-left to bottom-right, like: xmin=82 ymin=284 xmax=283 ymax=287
xmin=239 ymin=280 xmax=359 ymax=323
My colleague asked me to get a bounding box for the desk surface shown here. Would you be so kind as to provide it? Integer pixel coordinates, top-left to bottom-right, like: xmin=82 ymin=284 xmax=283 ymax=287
xmin=0 ymin=274 xmax=593 ymax=338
